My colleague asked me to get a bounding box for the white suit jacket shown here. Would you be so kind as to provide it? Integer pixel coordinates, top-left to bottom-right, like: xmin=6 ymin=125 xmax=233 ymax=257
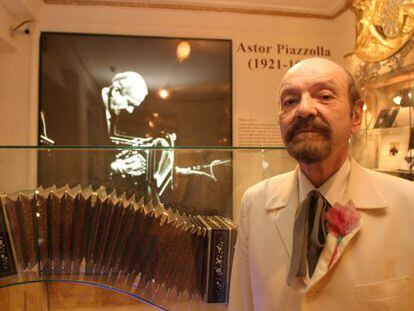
xmin=229 ymin=159 xmax=414 ymax=310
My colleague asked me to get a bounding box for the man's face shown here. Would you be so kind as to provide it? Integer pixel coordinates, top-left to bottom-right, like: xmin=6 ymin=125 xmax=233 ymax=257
xmin=278 ymin=58 xmax=361 ymax=164
xmin=110 ymin=85 xmax=144 ymax=115
xmin=109 ymin=74 xmax=148 ymax=115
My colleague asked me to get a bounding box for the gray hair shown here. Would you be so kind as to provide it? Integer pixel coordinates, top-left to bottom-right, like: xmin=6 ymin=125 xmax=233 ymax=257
xmin=345 ymin=70 xmax=361 ymax=111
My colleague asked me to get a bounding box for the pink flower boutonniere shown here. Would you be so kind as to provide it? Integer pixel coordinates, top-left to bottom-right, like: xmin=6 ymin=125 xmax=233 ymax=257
xmin=326 ymin=200 xmax=361 ymax=268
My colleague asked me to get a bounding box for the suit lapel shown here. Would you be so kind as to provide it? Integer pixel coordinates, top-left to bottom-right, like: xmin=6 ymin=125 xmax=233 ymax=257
xmin=265 ymin=168 xmax=298 ymax=259
xmin=308 ymin=219 xmax=361 ymax=288
xmin=307 ymin=159 xmax=387 ymax=289
xmin=346 ymin=160 xmax=388 ymax=209
xmin=271 ymin=190 xmax=298 ymax=258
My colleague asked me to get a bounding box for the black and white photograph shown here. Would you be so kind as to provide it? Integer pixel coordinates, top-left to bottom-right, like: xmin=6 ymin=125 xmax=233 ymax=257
xmin=38 ymin=32 xmax=233 ymax=217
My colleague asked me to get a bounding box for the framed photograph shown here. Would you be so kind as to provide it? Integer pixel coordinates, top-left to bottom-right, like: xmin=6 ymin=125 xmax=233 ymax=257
xmin=378 ymin=131 xmax=410 ymax=171
xmin=38 ymin=32 xmax=233 ymax=217
xmin=373 ymin=108 xmax=399 ymax=128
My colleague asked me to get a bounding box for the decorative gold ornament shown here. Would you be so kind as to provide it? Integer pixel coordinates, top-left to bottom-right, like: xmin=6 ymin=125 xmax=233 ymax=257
xmin=350 ymin=0 xmax=414 ymax=62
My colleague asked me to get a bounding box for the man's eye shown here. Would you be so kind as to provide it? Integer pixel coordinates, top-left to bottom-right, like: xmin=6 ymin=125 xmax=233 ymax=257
xmin=282 ymin=98 xmax=298 ymax=108
xmin=319 ymin=93 xmax=333 ymax=101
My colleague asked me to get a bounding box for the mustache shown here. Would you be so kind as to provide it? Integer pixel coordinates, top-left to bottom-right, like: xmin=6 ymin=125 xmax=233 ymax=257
xmin=284 ymin=118 xmax=331 ymax=143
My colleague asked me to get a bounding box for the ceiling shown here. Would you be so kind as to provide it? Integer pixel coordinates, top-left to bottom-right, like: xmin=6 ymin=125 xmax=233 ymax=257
xmin=43 ymin=0 xmax=348 ymax=18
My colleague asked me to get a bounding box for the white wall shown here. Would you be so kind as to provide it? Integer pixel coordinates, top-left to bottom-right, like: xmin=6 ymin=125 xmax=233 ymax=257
xmin=0 ymin=1 xmax=41 ymax=192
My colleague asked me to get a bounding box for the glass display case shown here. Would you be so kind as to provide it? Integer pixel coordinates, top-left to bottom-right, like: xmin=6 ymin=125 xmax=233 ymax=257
xmin=351 ymin=70 xmax=414 ymax=181
xmin=0 ymin=146 xmax=295 ymax=310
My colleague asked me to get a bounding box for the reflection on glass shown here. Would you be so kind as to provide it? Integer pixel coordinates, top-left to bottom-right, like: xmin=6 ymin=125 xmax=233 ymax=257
xmin=0 ymin=281 xmax=160 ymax=310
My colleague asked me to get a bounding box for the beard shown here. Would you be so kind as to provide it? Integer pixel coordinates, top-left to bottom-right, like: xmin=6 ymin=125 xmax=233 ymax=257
xmin=283 ymin=117 xmax=332 ymax=164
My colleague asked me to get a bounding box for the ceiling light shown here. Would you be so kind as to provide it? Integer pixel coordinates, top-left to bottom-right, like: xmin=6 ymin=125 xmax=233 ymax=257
xmin=158 ymin=88 xmax=170 ymax=99
xmin=393 ymin=95 xmax=402 ymax=105
xmin=153 ymin=112 xmax=159 ymax=118
xmin=177 ymin=40 xmax=191 ymax=62
xmin=148 ymin=121 xmax=155 ymax=128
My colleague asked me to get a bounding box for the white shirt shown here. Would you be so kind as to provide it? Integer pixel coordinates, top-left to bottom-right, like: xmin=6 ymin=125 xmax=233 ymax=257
xmin=298 ymin=157 xmax=351 ymax=207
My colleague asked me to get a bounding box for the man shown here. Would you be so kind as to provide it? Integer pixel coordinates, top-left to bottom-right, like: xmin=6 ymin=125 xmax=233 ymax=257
xmin=229 ymin=58 xmax=414 ymax=310
xmin=101 ymin=71 xmax=175 ymax=199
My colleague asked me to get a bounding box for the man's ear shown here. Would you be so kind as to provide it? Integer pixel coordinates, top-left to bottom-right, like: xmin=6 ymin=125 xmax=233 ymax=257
xmin=351 ymin=100 xmax=363 ymax=134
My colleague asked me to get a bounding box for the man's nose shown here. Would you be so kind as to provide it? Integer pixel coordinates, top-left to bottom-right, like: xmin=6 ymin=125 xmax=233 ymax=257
xmin=295 ymin=94 xmax=317 ymax=118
